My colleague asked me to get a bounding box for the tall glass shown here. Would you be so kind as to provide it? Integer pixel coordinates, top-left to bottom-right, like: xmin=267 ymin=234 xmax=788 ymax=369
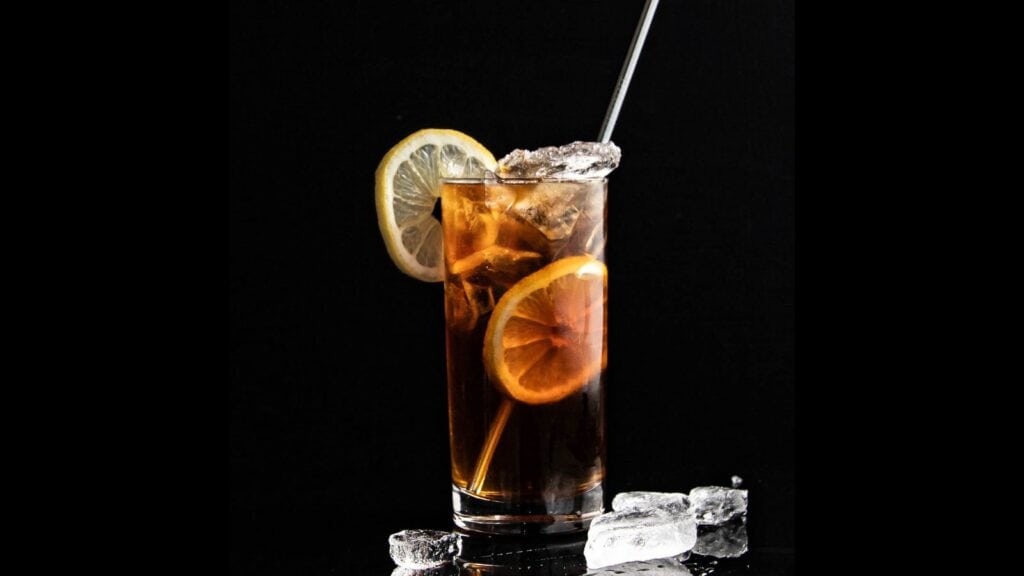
xmin=440 ymin=177 xmax=608 ymax=535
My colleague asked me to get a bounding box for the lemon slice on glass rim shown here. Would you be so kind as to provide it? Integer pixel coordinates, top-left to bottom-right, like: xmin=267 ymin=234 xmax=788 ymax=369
xmin=375 ymin=129 xmax=496 ymax=282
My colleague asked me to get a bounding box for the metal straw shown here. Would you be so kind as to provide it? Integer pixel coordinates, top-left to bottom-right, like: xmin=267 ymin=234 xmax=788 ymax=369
xmin=598 ymin=0 xmax=661 ymax=143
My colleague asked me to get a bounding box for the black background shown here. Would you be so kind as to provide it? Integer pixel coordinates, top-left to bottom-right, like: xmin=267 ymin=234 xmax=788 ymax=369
xmin=230 ymin=0 xmax=793 ymax=572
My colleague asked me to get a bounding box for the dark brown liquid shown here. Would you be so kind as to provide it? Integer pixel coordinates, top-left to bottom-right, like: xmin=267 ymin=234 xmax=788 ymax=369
xmin=442 ymin=180 xmax=607 ymax=502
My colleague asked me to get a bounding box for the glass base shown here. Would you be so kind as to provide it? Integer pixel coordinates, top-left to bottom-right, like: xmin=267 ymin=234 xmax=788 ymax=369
xmin=452 ymin=483 xmax=604 ymax=535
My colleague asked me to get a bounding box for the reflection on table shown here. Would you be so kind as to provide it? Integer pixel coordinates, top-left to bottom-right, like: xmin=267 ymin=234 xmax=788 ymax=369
xmin=391 ymin=519 xmax=759 ymax=576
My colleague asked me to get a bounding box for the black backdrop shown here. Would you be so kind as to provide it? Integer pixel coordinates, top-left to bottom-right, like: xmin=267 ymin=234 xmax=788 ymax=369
xmin=230 ymin=0 xmax=793 ymax=572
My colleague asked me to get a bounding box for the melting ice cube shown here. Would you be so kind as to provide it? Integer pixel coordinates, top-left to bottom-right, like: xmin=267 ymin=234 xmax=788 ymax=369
xmin=584 ymin=508 xmax=697 ymax=569
xmin=693 ymin=520 xmax=749 ymax=559
xmin=443 ymin=281 xmax=495 ymax=332
xmin=449 ymin=245 xmax=544 ymax=287
xmin=388 ymin=529 xmax=460 ymax=569
xmin=688 ymin=487 xmax=748 ymax=526
xmin=497 ymin=141 xmax=622 ymax=179
xmin=506 ymin=182 xmax=587 ymax=241
xmin=585 ymin=558 xmax=693 ymax=575
xmin=612 ymin=491 xmax=691 ymax=513
xmin=391 ymin=567 xmax=454 ymax=576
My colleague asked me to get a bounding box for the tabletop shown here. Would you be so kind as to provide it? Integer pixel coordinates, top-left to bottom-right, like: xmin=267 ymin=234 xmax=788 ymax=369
xmin=230 ymin=510 xmax=793 ymax=574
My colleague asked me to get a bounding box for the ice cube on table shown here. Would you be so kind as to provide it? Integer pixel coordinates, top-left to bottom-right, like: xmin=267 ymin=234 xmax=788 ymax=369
xmin=688 ymin=487 xmax=748 ymax=525
xmin=612 ymin=491 xmax=690 ymax=513
xmin=497 ymin=141 xmax=622 ymax=179
xmin=391 ymin=567 xmax=454 ymax=576
xmin=693 ymin=520 xmax=749 ymax=559
xmin=585 ymin=558 xmax=693 ymax=575
xmin=584 ymin=508 xmax=697 ymax=569
xmin=388 ymin=529 xmax=459 ymax=569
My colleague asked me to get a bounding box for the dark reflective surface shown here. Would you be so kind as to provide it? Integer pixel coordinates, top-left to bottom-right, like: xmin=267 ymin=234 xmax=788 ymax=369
xmin=385 ymin=531 xmax=793 ymax=575
xmin=453 ymin=532 xmax=589 ymax=575
xmin=230 ymin=509 xmax=792 ymax=574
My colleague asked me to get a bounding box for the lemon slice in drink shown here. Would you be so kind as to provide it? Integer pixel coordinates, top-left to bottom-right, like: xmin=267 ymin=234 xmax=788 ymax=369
xmin=375 ymin=129 xmax=497 ymax=282
xmin=484 ymin=256 xmax=608 ymax=405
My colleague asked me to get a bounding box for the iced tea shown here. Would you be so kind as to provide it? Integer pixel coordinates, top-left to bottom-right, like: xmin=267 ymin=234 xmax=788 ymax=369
xmin=441 ymin=177 xmax=608 ymax=534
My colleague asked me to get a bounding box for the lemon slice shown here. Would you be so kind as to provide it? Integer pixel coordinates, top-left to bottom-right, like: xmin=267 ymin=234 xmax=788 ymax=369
xmin=375 ymin=129 xmax=497 ymax=282
xmin=483 ymin=256 xmax=608 ymax=405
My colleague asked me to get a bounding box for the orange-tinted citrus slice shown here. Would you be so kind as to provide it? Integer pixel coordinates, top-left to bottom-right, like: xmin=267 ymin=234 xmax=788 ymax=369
xmin=483 ymin=255 xmax=607 ymax=405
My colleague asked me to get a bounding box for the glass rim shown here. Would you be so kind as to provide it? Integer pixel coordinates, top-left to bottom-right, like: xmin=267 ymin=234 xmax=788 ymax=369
xmin=440 ymin=176 xmax=608 ymax=184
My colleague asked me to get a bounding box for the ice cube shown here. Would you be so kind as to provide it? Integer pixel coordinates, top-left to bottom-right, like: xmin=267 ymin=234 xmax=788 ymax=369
xmin=449 ymin=245 xmax=544 ymax=288
xmin=444 ymin=195 xmax=500 ymax=261
xmin=391 ymin=567 xmax=454 ymax=576
xmin=586 ymin=558 xmax=693 ymax=575
xmin=483 ymin=182 xmax=517 ymax=214
xmin=580 ymin=215 xmax=606 ymax=257
xmin=688 ymin=487 xmax=748 ymax=525
xmin=730 ymin=475 xmax=743 ymax=488
xmin=463 ymin=281 xmax=495 ymax=320
xmin=443 ymin=280 xmax=495 ymax=331
xmin=495 ymin=211 xmax=555 ymax=256
xmin=693 ymin=520 xmax=748 ymax=559
xmin=497 ymin=141 xmax=622 ymax=179
xmin=443 ymin=282 xmax=473 ymax=330
xmin=507 ymin=182 xmax=585 ymax=241
xmin=612 ymin=491 xmax=691 ymax=513
xmin=548 ymin=179 xmax=606 ymax=259
xmin=388 ymin=529 xmax=460 ymax=569
xmin=584 ymin=508 xmax=698 ymax=569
